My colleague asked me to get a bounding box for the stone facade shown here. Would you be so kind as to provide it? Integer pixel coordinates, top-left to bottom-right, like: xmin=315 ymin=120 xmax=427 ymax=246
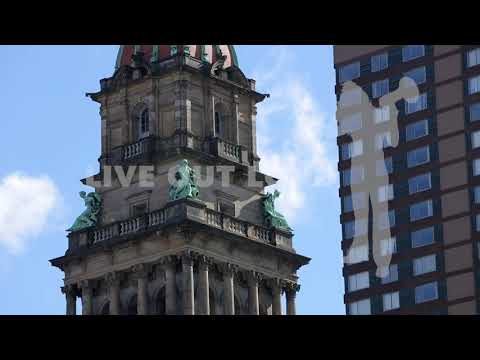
xmin=51 ymin=46 xmax=310 ymax=315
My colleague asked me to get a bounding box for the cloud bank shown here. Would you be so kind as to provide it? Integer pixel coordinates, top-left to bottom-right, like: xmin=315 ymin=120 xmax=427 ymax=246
xmin=0 ymin=173 xmax=60 ymax=254
xmin=253 ymin=46 xmax=337 ymax=221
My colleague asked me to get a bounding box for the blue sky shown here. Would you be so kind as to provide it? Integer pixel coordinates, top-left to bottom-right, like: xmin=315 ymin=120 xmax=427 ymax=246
xmin=0 ymin=45 xmax=344 ymax=314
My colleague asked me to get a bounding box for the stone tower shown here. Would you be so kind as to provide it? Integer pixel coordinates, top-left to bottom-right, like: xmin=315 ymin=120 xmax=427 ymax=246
xmin=50 ymin=45 xmax=310 ymax=315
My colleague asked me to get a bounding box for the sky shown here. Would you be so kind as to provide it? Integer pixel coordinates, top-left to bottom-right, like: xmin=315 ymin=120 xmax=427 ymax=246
xmin=0 ymin=45 xmax=344 ymax=315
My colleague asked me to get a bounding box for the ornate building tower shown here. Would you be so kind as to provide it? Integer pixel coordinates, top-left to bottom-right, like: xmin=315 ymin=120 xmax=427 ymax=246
xmin=50 ymin=45 xmax=310 ymax=315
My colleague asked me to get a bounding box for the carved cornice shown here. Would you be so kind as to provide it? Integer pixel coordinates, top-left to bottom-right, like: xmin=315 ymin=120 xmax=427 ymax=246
xmin=246 ymin=270 xmax=263 ymax=286
xmin=195 ymin=254 xmax=213 ymax=270
xmin=159 ymin=254 xmax=178 ymax=267
xmin=265 ymin=278 xmax=283 ymax=292
xmin=78 ymin=279 xmax=94 ymax=295
xmin=104 ymin=271 xmax=121 ymax=287
xmin=283 ymin=281 xmax=300 ymax=294
xmin=131 ymin=263 xmax=149 ymax=279
xmin=61 ymin=284 xmax=77 ymax=296
xmin=180 ymin=249 xmax=195 ymax=266
xmin=218 ymin=262 xmax=238 ymax=276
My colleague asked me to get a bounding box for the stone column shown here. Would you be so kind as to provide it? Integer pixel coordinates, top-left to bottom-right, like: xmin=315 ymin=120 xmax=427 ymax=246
xmin=285 ymin=283 xmax=300 ymax=316
xmin=133 ymin=264 xmax=149 ymax=315
xmin=174 ymin=78 xmax=192 ymax=148
xmin=105 ymin=272 xmax=121 ymax=315
xmin=211 ymin=95 xmax=216 ymax=137
xmin=164 ymin=256 xmax=177 ymax=315
xmin=182 ymin=252 xmax=195 ymax=315
xmin=79 ymin=280 xmax=93 ymax=315
xmin=222 ymin=263 xmax=236 ymax=315
xmin=232 ymin=93 xmax=240 ymax=145
xmin=247 ymin=271 xmax=261 ymax=315
xmin=62 ymin=285 xmax=77 ymax=315
xmin=270 ymin=279 xmax=282 ymax=316
xmin=198 ymin=255 xmax=210 ymax=315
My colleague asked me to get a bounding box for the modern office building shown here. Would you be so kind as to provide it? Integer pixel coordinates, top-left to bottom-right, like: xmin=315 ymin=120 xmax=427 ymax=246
xmin=334 ymin=45 xmax=480 ymax=315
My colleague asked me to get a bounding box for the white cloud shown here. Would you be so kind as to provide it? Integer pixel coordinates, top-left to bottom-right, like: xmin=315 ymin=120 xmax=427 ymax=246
xmin=255 ymin=46 xmax=337 ymax=222
xmin=0 ymin=173 xmax=60 ymax=254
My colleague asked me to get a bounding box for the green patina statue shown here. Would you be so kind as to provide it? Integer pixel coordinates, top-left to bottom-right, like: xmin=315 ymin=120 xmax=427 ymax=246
xmin=168 ymin=159 xmax=200 ymax=201
xmin=66 ymin=191 xmax=102 ymax=232
xmin=262 ymin=190 xmax=292 ymax=232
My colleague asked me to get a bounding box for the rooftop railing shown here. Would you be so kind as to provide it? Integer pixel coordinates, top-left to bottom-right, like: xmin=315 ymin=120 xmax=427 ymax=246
xmin=68 ymin=199 xmax=292 ymax=252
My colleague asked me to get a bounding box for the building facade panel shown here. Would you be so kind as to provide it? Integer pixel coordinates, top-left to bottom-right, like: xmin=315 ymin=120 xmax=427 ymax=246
xmin=335 ymin=45 xmax=480 ymax=314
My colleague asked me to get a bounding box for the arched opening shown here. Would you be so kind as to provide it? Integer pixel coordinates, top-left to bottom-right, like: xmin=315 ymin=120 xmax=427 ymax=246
xmin=127 ymin=295 xmax=138 ymax=315
xmin=133 ymin=105 xmax=150 ymax=141
xmin=155 ymin=287 xmax=166 ymax=315
xmin=100 ymin=302 xmax=110 ymax=315
xmin=214 ymin=103 xmax=228 ymax=140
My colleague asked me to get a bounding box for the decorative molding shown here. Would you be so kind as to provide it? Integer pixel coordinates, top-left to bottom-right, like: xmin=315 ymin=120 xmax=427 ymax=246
xmin=61 ymin=284 xmax=77 ymax=296
xmin=219 ymin=262 xmax=238 ymax=276
xmin=159 ymin=255 xmax=178 ymax=267
xmin=196 ymin=254 xmax=213 ymax=270
xmin=78 ymin=279 xmax=94 ymax=294
xmin=246 ymin=270 xmax=263 ymax=286
xmin=104 ymin=271 xmax=121 ymax=286
xmin=180 ymin=250 xmax=195 ymax=266
xmin=125 ymin=190 xmax=153 ymax=202
xmin=283 ymin=281 xmax=300 ymax=294
xmin=131 ymin=263 xmax=149 ymax=279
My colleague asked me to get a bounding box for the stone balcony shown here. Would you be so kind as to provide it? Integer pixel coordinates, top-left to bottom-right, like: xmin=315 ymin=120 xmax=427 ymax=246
xmin=66 ymin=198 xmax=293 ymax=255
xmin=99 ymin=135 xmax=254 ymax=168
xmin=204 ymin=137 xmax=251 ymax=166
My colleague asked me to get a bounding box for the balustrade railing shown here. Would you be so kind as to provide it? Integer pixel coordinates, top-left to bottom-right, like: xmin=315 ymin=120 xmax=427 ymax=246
xmin=207 ymin=137 xmax=249 ymax=165
xmin=81 ymin=201 xmax=287 ymax=247
xmin=119 ymin=217 xmax=142 ymax=235
xmin=148 ymin=208 xmax=167 ymax=227
xmin=93 ymin=225 xmax=116 ymax=243
xmin=205 ymin=208 xmax=270 ymax=244
xmin=222 ymin=141 xmax=241 ymax=162
xmin=123 ymin=140 xmax=144 ymax=160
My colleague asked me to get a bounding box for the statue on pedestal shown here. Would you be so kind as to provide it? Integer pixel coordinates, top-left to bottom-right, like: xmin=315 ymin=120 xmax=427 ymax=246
xmin=67 ymin=191 xmax=102 ymax=232
xmin=168 ymin=159 xmax=200 ymax=201
xmin=262 ymin=190 xmax=292 ymax=232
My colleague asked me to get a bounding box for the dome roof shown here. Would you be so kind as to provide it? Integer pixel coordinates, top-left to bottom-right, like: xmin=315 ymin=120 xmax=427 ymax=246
xmin=115 ymin=45 xmax=239 ymax=69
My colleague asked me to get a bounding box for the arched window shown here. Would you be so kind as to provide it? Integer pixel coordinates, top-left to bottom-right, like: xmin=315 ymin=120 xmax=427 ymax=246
xmin=215 ymin=111 xmax=225 ymax=138
xmin=214 ymin=103 xmax=227 ymax=140
xmin=140 ymin=108 xmax=149 ymax=134
xmin=138 ymin=108 xmax=149 ymax=139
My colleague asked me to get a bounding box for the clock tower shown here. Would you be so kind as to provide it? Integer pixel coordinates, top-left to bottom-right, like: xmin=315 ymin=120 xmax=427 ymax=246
xmin=50 ymin=45 xmax=310 ymax=315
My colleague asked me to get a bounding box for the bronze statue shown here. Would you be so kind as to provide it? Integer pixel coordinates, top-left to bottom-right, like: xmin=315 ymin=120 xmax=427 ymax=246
xmin=168 ymin=159 xmax=200 ymax=201
xmin=66 ymin=191 xmax=102 ymax=232
xmin=262 ymin=190 xmax=292 ymax=231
